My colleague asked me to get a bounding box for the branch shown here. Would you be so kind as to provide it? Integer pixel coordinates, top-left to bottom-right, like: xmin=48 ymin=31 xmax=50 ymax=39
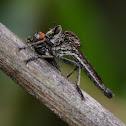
xmin=0 ymin=23 xmax=125 ymax=126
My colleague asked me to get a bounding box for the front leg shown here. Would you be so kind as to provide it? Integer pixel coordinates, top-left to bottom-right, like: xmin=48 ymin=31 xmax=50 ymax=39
xmin=25 ymin=36 xmax=32 ymax=43
xmin=19 ymin=39 xmax=45 ymax=51
xmin=25 ymin=55 xmax=54 ymax=64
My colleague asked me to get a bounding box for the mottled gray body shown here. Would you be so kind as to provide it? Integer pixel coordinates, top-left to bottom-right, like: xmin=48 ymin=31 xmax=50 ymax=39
xmin=46 ymin=25 xmax=113 ymax=98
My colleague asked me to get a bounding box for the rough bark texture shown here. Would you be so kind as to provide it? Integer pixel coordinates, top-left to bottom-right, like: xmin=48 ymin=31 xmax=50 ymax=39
xmin=0 ymin=23 xmax=125 ymax=126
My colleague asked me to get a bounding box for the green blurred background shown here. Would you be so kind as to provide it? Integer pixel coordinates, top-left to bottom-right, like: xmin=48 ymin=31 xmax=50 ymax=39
xmin=0 ymin=0 xmax=126 ymax=125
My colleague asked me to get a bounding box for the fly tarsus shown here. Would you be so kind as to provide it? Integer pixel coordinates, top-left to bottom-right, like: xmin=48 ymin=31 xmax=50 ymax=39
xmin=76 ymin=85 xmax=85 ymax=100
xmin=76 ymin=66 xmax=85 ymax=100
xmin=18 ymin=46 xmax=27 ymax=51
xmin=104 ymin=87 xmax=113 ymax=98
xmin=24 ymin=56 xmax=39 ymax=64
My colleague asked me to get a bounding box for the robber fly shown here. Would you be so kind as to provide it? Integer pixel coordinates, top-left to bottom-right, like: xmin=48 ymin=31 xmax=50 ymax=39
xmin=19 ymin=25 xmax=113 ymax=100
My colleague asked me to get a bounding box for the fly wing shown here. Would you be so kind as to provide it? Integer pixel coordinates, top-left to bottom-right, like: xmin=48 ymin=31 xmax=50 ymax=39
xmin=75 ymin=49 xmax=103 ymax=84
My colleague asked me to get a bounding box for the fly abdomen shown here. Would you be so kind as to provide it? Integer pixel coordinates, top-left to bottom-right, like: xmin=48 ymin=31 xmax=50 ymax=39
xmin=73 ymin=49 xmax=113 ymax=98
xmin=74 ymin=49 xmax=103 ymax=84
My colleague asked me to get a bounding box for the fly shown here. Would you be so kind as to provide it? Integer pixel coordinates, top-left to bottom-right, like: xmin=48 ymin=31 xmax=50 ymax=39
xmin=45 ymin=25 xmax=113 ymax=99
xmin=19 ymin=25 xmax=113 ymax=100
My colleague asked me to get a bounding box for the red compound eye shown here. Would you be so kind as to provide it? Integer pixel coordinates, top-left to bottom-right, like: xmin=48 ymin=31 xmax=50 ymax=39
xmin=39 ymin=33 xmax=45 ymax=39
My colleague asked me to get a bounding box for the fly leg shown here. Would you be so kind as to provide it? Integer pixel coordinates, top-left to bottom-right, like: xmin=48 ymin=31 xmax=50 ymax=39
xmin=67 ymin=65 xmax=85 ymax=100
xmin=60 ymin=57 xmax=85 ymax=100
xmin=60 ymin=57 xmax=79 ymax=67
xmin=19 ymin=39 xmax=45 ymax=51
xmin=25 ymin=55 xmax=54 ymax=64
xmin=19 ymin=37 xmax=53 ymax=51
xmin=67 ymin=67 xmax=78 ymax=78
xmin=60 ymin=57 xmax=78 ymax=78
xmin=76 ymin=66 xmax=85 ymax=100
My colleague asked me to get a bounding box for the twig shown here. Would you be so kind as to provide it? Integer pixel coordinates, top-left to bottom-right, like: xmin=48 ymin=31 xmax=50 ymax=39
xmin=0 ymin=23 xmax=125 ymax=126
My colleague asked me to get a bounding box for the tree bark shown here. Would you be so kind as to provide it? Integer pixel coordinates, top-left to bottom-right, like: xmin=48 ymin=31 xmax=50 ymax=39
xmin=0 ymin=23 xmax=125 ymax=126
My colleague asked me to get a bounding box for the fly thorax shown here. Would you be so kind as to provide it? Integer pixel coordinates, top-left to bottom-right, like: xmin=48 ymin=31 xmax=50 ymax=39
xmin=46 ymin=25 xmax=63 ymax=46
xmin=63 ymin=30 xmax=81 ymax=49
xmin=50 ymin=35 xmax=63 ymax=46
